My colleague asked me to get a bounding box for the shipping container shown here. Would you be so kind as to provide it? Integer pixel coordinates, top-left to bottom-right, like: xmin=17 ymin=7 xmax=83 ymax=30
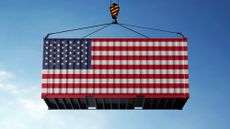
xmin=41 ymin=38 xmax=189 ymax=110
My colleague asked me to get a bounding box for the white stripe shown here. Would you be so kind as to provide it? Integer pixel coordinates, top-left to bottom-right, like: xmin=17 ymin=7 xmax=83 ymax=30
xmin=91 ymin=60 xmax=188 ymax=65
xmin=42 ymin=69 xmax=188 ymax=74
xmin=92 ymin=41 xmax=188 ymax=47
xmin=42 ymin=88 xmax=189 ymax=94
xmin=42 ymin=79 xmax=188 ymax=84
xmin=91 ymin=51 xmax=188 ymax=56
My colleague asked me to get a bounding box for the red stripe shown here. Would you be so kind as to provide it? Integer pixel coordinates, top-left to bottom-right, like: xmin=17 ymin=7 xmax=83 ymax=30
xmin=91 ymin=65 xmax=188 ymax=69
xmin=92 ymin=46 xmax=188 ymax=51
xmin=42 ymin=84 xmax=189 ymax=88
xmin=42 ymin=74 xmax=188 ymax=79
xmin=92 ymin=56 xmax=188 ymax=60
xmin=42 ymin=93 xmax=189 ymax=99
xmin=92 ymin=38 xmax=187 ymax=42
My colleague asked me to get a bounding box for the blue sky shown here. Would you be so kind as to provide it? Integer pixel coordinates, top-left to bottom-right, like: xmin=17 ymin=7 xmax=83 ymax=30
xmin=0 ymin=0 xmax=229 ymax=129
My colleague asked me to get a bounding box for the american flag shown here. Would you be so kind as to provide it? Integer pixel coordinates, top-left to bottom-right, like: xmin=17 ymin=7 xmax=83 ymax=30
xmin=42 ymin=38 xmax=189 ymax=98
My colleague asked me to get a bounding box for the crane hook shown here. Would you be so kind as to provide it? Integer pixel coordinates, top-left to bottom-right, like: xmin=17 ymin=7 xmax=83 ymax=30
xmin=110 ymin=2 xmax=120 ymax=23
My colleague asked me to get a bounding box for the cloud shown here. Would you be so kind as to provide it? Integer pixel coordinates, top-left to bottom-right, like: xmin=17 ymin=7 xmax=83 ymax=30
xmin=0 ymin=71 xmax=28 ymax=95
xmin=0 ymin=70 xmax=21 ymax=95
xmin=0 ymin=71 xmax=11 ymax=77
xmin=0 ymin=70 xmax=13 ymax=81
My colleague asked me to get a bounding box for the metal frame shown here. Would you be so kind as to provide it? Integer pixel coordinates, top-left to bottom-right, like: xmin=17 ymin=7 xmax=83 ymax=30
xmin=45 ymin=98 xmax=188 ymax=110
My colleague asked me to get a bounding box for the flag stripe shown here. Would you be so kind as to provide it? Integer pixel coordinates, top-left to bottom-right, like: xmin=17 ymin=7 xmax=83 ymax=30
xmin=91 ymin=60 xmax=187 ymax=65
xmin=92 ymin=55 xmax=188 ymax=60
xmin=91 ymin=42 xmax=187 ymax=47
xmin=92 ymin=46 xmax=188 ymax=51
xmin=42 ymin=74 xmax=189 ymax=79
xmin=42 ymin=88 xmax=189 ymax=94
xmin=42 ymin=83 xmax=189 ymax=88
xmin=92 ymin=38 xmax=187 ymax=42
xmin=91 ymin=51 xmax=188 ymax=56
xmin=91 ymin=65 xmax=188 ymax=69
xmin=92 ymin=38 xmax=187 ymax=41
xmin=42 ymin=69 xmax=188 ymax=74
xmin=42 ymin=79 xmax=189 ymax=84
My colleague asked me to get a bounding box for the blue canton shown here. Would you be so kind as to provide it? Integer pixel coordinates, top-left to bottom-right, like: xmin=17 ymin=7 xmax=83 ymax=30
xmin=43 ymin=39 xmax=91 ymax=69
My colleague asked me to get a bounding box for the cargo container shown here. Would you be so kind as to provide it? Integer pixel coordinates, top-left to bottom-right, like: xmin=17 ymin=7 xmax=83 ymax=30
xmin=41 ymin=38 xmax=189 ymax=110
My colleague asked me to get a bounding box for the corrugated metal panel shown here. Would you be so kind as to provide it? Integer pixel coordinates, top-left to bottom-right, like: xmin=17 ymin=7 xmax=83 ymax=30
xmin=41 ymin=38 xmax=189 ymax=110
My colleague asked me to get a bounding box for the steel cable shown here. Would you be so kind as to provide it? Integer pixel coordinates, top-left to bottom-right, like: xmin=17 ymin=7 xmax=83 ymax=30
xmin=45 ymin=22 xmax=112 ymax=39
xmin=119 ymin=23 xmax=185 ymax=38
xmin=82 ymin=23 xmax=112 ymax=38
xmin=117 ymin=23 xmax=150 ymax=38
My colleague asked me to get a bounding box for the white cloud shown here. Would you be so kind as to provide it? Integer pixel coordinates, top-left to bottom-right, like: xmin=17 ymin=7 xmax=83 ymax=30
xmin=0 ymin=71 xmax=11 ymax=77
xmin=0 ymin=70 xmax=13 ymax=81
xmin=0 ymin=70 xmax=21 ymax=95
xmin=0 ymin=83 xmax=25 ymax=95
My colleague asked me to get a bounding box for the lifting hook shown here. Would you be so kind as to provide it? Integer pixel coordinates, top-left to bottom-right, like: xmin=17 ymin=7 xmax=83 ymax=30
xmin=110 ymin=2 xmax=120 ymax=23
